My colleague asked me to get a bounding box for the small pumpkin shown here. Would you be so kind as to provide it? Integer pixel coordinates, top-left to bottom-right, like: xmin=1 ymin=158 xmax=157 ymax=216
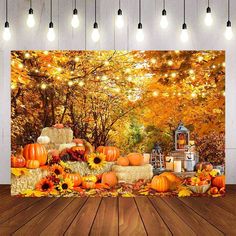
xmin=64 ymin=173 xmax=82 ymax=187
xmin=127 ymin=153 xmax=144 ymax=166
xmin=23 ymin=143 xmax=47 ymax=166
xmin=53 ymin=123 xmax=64 ymax=129
xmin=160 ymin=172 xmax=181 ymax=190
xmin=26 ymin=160 xmax=40 ymax=169
xmin=210 ymin=187 xmax=219 ymax=195
xmin=71 ymin=144 xmax=85 ymax=155
xmin=82 ymin=181 xmax=96 ymax=189
xmin=101 ymin=172 xmax=118 ymax=187
xmin=212 ymin=175 xmax=225 ymax=189
xmin=82 ymin=175 xmax=97 ymax=183
xmin=117 ymin=157 xmax=129 ymax=166
xmin=151 ymin=175 xmax=170 ymax=192
xmin=11 ymin=149 xmax=26 ymax=168
xmin=96 ymin=146 xmax=120 ymax=162
xmin=37 ymin=135 xmax=50 ymax=144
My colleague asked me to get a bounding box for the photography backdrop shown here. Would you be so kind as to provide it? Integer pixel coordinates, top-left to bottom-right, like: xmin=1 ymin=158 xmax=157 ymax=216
xmin=0 ymin=0 xmax=236 ymax=184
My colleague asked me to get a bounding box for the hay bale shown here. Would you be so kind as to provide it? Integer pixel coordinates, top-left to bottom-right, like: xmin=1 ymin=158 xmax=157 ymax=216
xmin=112 ymin=164 xmax=153 ymax=183
xmin=66 ymin=161 xmax=115 ymax=176
xmin=11 ymin=168 xmax=48 ymax=196
xmin=41 ymin=127 xmax=73 ymax=148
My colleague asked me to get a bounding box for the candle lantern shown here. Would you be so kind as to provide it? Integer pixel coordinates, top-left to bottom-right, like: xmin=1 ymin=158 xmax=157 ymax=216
xmin=175 ymin=121 xmax=190 ymax=151
xmin=150 ymin=143 xmax=165 ymax=172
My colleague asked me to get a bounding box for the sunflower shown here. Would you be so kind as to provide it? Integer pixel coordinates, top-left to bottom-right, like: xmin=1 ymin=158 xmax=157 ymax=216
xmin=35 ymin=178 xmax=55 ymax=193
xmin=58 ymin=178 xmax=74 ymax=193
xmin=51 ymin=164 xmax=64 ymax=176
xmin=87 ymin=153 xmax=106 ymax=170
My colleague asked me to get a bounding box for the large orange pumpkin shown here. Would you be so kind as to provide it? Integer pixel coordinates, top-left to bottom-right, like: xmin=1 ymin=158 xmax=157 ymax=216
xmin=26 ymin=160 xmax=40 ymax=169
xmin=212 ymin=175 xmax=225 ymax=189
xmin=117 ymin=157 xmax=129 ymax=166
xmin=151 ymin=175 xmax=170 ymax=192
xmin=64 ymin=173 xmax=82 ymax=187
xmin=101 ymin=172 xmax=118 ymax=187
xmin=160 ymin=172 xmax=181 ymax=190
xmin=23 ymin=143 xmax=47 ymax=166
xmin=127 ymin=153 xmax=144 ymax=166
xmin=96 ymin=146 xmax=120 ymax=162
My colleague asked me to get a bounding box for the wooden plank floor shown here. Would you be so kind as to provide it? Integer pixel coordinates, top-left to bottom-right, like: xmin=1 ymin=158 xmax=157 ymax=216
xmin=0 ymin=185 xmax=235 ymax=235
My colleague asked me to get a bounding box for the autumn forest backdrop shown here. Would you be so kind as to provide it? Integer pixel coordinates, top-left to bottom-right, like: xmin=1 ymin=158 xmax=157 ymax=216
xmin=11 ymin=50 xmax=225 ymax=164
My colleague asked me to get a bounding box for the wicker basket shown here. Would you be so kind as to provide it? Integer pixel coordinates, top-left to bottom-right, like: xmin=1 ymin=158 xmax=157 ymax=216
xmin=187 ymin=182 xmax=211 ymax=194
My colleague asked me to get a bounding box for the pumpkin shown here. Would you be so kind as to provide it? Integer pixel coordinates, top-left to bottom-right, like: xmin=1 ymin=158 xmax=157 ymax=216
xmin=71 ymin=144 xmax=85 ymax=155
xmin=127 ymin=153 xmax=144 ymax=166
xmin=101 ymin=172 xmax=118 ymax=187
xmin=82 ymin=175 xmax=97 ymax=183
xmin=82 ymin=181 xmax=96 ymax=189
xmin=53 ymin=123 xmax=64 ymax=128
xmin=117 ymin=157 xmax=129 ymax=166
xmin=23 ymin=143 xmax=47 ymax=166
xmin=160 ymin=172 xmax=181 ymax=190
xmin=196 ymin=162 xmax=213 ymax=172
xmin=210 ymin=187 xmax=218 ymax=195
xmin=219 ymin=187 xmax=225 ymax=194
xmin=212 ymin=175 xmax=225 ymax=189
xmin=26 ymin=160 xmax=40 ymax=169
xmin=11 ymin=148 xmax=26 ymax=168
xmin=151 ymin=175 xmax=170 ymax=192
xmin=64 ymin=173 xmax=82 ymax=187
xmin=96 ymin=146 xmax=120 ymax=162
xmin=37 ymin=135 xmax=50 ymax=144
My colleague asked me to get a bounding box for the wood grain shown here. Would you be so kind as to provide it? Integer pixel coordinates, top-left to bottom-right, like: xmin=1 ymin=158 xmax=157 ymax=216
xmin=90 ymin=197 xmax=118 ymax=236
xmin=119 ymin=197 xmax=147 ymax=236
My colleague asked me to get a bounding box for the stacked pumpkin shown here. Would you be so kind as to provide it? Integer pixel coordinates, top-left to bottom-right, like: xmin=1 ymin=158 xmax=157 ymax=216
xmin=151 ymin=172 xmax=182 ymax=192
xmin=112 ymin=153 xmax=153 ymax=183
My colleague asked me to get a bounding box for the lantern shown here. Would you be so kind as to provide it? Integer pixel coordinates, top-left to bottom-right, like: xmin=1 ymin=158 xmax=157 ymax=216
xmin=175 ymin=121 xmax=190 ymax=151
xmin=150 ymin=143 xmax=165 ymax=172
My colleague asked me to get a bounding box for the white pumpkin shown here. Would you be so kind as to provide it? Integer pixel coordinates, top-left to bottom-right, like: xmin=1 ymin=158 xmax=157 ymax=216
xmin=37 ymin=135 xmax=50 ymax=144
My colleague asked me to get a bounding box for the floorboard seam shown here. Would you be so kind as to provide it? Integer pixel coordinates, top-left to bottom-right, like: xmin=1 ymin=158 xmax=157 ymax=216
xmin=147 ymin=197 xmax=173 ymax=236
xmin=62 ymin=197 xmax=89 ymax=236
xmin=178 ymin=198 xmax=226 ymax=235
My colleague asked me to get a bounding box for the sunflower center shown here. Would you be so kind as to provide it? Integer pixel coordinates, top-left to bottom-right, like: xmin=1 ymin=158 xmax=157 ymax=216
xmin=62 ymin=183 xmax=68 ymax=190
xmin=42 ymin=183 xmax=50 ymax=191
xmin=54 ymin=169 xmax=61 ymax=175
xmin=94 ymin=157 xmax=101 ymax=164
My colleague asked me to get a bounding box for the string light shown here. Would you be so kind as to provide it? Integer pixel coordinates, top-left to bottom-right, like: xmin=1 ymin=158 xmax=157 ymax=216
xmin=68 ymin=81 xmax=74 ymax=86
xmin=116 ymin=0 xmax=124 ymax=29
xmin=41 ymin=83 xmax=47 ymax=90
xmin=24 ymin=52 xmax=30 ymax=58
xmin=225 ymin=0 xmax=233 ymax=40
xmin=167 ymin=60 xmax=173 ymax=66
xmin=3 ymin=0 xmax=11 ymax=41
xmin=78 ymin=81 xmax=84 ymax=87
xmin=181 ymin=0 xmax=189 ymax=42
xmin=204 ymin=0 xmax=213 ymax=26
xmin=160 ymin=0 xmax=168 ymax=29
xmin=136 ymin=0 xmax=144 ymax=42
xmin=71 ymin=0 xmax=79 ymax=28
xmin=153 ymin=91 xmax=159 ymax=97
xmin=47 ymin=0 xmax=56 ymax=42
xmin=92 ymin=0 xmax=100 ymax=42
xmin=27 ymin=0 xmax=36 ymax=28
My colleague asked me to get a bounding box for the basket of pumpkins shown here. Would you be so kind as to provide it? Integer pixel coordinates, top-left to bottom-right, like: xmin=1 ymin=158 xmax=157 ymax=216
xmin=112 ymin=153 xmax=153 ymax=183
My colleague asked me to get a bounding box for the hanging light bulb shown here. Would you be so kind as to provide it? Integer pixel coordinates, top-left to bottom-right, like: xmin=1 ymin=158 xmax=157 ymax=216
xmin=3 ymin=0 xmax=11 ymax=41
xmin=160 ymin=0 xmax=168 ymax=29
xmin=204 ymin=1 xmax=213 ymax=26
xmin=71 ymin=0 xmax=79 ymax=28
xmin=225 ymin=0 xmax=233 ymax=40
xmin=92 ymin=22 xmax=100 ymax=42
xmin=136 ymin=23 xmax=144 ymax=42
xmin=181 ymin=23 xmax=188 ymax=42
xmin=225 ymin=21 xmax=233 ymax=40
xmin=180 ymin=0 xmax=189 ymax=42
xmin=116 ymin=0 xmax=124 ymax=29
xmin=27 ymin=0 xmax=35 ymax=28
xmin=47 ymin=0 xmax=55 ymax=42
xmin=92 ymin=0 xmax=100 ymax=42
xmin=136 ymin=0 xmax=144 ymax=42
